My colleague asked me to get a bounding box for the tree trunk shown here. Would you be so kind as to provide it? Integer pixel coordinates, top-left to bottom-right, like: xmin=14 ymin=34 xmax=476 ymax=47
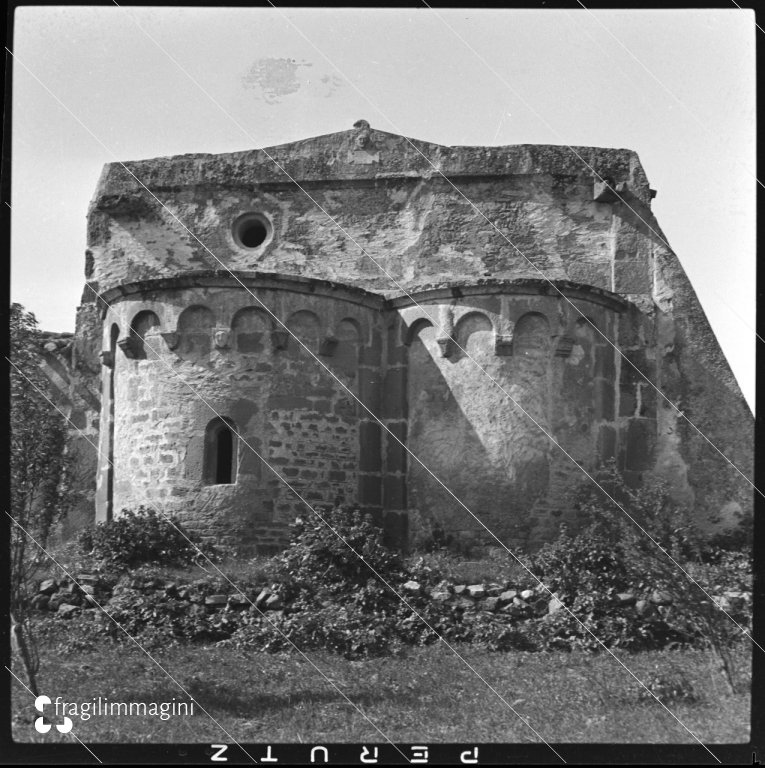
xmin=10 ymin=612 xmax=40 ymax=698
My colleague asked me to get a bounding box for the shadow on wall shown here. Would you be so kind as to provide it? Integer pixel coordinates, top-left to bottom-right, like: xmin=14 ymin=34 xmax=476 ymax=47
xmin=405 ymin=309 xmax=618 ymax=551
xmin=407 ymin=312 xmax=551 ymax=550
xmin=107 ymin=291 xmax=627 ymax=553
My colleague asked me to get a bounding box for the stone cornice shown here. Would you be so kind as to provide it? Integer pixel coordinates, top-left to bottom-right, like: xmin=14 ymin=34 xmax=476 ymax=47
xmin=96 ymin=271 xmax=388 ymax=316
xmin=90 ymin=125 xmax=653 ymax=212
xmin=389 ymin=278 xmax=631 ymax=313
xmin=96 ymin=272 xmax=631 ymax=317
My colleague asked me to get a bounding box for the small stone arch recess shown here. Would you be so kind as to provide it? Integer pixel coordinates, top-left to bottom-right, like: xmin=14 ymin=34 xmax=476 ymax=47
xmin=177 ymin=305 xmax=215 ymax=357
xmin=231 ymin=307 xmax=272 ymax=354
xmin=404 ymin=317 xmax=435 ymax=347
xmin=513 ymin=312 xmax=551 ymax=358
xmin=453 ymin=311 xmax=494 ymax=360
xmin=337 ymin=317 xmax=362 ymax=343
xmin=285 ymin=310 xmax=321 ymax=356
xmin=129 ymin=310 xmax=161 ymax=360
xmin=203 ymin=417 xmax=238 ymax=486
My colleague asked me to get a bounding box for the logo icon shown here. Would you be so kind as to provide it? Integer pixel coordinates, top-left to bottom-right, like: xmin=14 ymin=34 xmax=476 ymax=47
xmin=34 ymin=696 xmax=73 ymax=734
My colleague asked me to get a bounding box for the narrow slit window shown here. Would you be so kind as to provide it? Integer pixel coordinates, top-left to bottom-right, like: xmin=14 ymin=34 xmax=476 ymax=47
xmin=204 ymin=418 xmax=237 ymax=485
xmin=216 ymin=427 xmax=233 ymax=484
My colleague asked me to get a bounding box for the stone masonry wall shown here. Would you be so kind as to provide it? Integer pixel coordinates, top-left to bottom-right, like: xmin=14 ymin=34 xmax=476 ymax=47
xmin=97 ymin=281 xmax=384 ymax=551
xmin=68 ymin=124 xmax=753 ymax=549
xmin=88 ymin=175 xmax=638 ymax=303
xmin=87 ymin=128 xmax=652 ymax=304
xmin=397 ymin=285 xmax=644 ymax=550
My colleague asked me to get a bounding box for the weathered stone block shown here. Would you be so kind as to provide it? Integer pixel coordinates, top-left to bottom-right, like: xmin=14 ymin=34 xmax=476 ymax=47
xmin=269 ymin=394 xmax=311 ymax=411
xmin=624 ymin=418 xmax=655 ymax=472
xmin=483 ymin=597 xmax=500 ymax=612
xmin=548 ymin=596 xmax=564 ymax=614
xmin=39 ymin=579 xmax=58 ymax=595
xmin=619 ymin=388 xmax=637 ymax=417
xmin=358 ymin=421 xmax=381 ymax=472
xmin=384 ymin=421 xmax=408 ymax=474
xmin=383 ymin=474 xmax=406 ymax=509
xmin=614 ymin=261 xmax=651 ymax=294
xmin=205 ymin=594 xmax=228 ymax=607
xmin=635 ymin=599 xmax=658 ymax=617
xmin=382 ymin=367 xmax=407 ymax=419
xmin=358 ymin=371 xmax=382 ymax=410
xmin=358 ymin=473 xmax=382 ymax=506
xmin=228 ymin=594 xmax=250 ymax=609
xmin=594 ymin=344 xmax=616 ymax=380
xmin=650 ymin=590 xmax=673 ymax=606
xmin=567 ymin=262 xmax=610 ymax=290
xmin=594 ymin=378 xmax=615 ymax=421
xmin=597 ymin=425 xmax=617 ymax=462
xmin=265 ymin=594 xmax=282 ymax=610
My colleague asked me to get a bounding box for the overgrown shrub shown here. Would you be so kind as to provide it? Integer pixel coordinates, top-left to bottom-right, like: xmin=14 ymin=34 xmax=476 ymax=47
xmin=706 ymin=507 xmax=753 ymax=554
xmin=226 ymin=604 xmax=403 ymax=659
xmin=405 ymin=549 xmax=528 ymax=587
xmin=528 ymin=525 xmax=679 ymax=651
xmin=100 ymin=587 xmax=238 ymax=648
xmin=275 ymin=505 xmax=404 ymax=602
xmin=78 ymin=506 xmax=211 ymax=568
xmin=57 ymin=481 xmax=751 ymax=670
xmin=531 ymin=466 xmax=751 ymax=689
xmin=575 ymin=461 xmax=704 ymax=560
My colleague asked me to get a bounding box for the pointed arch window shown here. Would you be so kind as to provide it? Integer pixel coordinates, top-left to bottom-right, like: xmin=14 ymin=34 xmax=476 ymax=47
xmin=203 ymin=417 xmax=238 ymax=485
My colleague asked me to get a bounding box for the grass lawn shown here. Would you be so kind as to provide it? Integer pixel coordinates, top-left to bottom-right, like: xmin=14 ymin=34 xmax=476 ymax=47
xmin=11 ymin=639 xmax=750 ymax=746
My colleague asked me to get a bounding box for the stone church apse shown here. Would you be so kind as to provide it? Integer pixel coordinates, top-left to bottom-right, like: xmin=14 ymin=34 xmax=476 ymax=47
xmin=45 ymin=121 xmax=752 ymax=552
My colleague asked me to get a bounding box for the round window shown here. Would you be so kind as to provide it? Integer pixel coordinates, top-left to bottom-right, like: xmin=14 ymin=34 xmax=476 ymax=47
xmin=232 ymin=213 xmax=272 ymax=250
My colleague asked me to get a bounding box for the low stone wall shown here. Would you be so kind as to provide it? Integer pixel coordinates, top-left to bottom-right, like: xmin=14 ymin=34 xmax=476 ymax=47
xmin=31 ymin=573 xmax=752 ymax=625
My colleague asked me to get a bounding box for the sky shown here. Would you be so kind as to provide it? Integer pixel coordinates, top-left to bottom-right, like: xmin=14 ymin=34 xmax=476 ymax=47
xmin=10 ymin=7 xmax=756 ymax=411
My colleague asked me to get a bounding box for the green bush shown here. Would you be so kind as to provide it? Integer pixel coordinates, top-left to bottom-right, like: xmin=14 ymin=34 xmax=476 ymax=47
xmin=275 ymin=505 xmax=404 ymax=603
xmin=78 ymin=506 xmax=209 ymax=568
xmin=574 ymin=461 xmax=704 ymax=561
xmin=237 ymin=505 xmax=411 ymax=658
xmin=226 ymin=603 xmax=402 ymax=659
xmin=706 ymin=507 xmax=753 ymax=554
xmin=63 ymin=483 xmax=751 ymax=668
xmin=528 ymin=465 xmax=751 ymax=671
xmin=528 ymin=525 xmax=684 ymax=651
xmin=100 ymin=587 xmax=238 ymax=647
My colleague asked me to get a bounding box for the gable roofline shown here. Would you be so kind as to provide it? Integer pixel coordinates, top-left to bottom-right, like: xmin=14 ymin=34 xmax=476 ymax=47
xmin=90 ymin=122 xmax=653 ymax=212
